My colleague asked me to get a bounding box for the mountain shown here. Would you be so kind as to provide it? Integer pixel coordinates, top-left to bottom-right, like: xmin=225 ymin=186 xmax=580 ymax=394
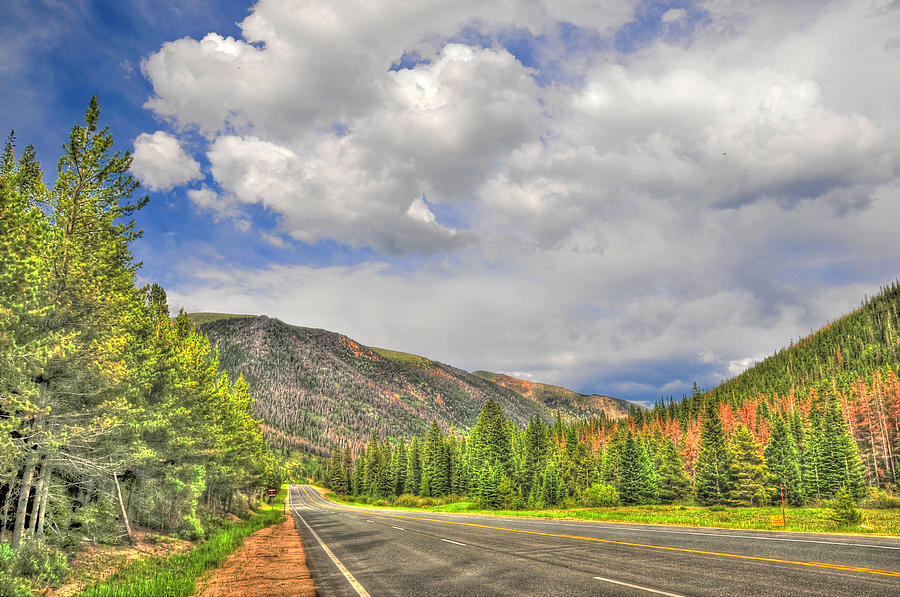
xmin=705 ymin=281 xmax=900 ymax=404
xmin=194 ymin=316 xmax=538 ymax=454
xmin=191 ymin=315 xmax=638 ymax=455
xmin=472 ymin=371 xmax=636 ymax=420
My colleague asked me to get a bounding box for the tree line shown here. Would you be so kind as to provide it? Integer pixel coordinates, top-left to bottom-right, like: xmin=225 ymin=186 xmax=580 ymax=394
xmin=0 ymin=98 xmax=278 ymax=553
xmin=323 ymin=380 xmax=887 ymax=508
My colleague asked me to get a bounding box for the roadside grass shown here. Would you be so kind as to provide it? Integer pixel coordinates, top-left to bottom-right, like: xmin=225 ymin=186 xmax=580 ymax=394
xmin=75 ymin=487 xmax=287 ymax=597
xmin=323 ymin=491 xmax=900 ymax=536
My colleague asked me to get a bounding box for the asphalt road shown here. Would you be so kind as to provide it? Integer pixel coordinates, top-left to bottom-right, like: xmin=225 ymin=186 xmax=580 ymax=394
xmin=288 ymin=484 xmax=900 ymax=596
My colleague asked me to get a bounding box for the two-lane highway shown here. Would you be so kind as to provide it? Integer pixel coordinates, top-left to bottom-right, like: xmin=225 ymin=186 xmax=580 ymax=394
xmin=288 ymin=485 xmax=900 ymax=596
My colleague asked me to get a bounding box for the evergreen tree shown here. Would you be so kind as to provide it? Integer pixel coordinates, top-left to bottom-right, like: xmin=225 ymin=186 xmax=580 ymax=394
xmin=540 ymin=458 xmax=565 ymax=507
xmin=695 ymin=404 xmax=734 ymax=505
xmin=656 ymin=437 xmax=691 ymax=504
xmin=404 ymin=436 xmax=421 ymax=495
xmin=523 ymin=417 xmax=549 ymax=496
xmin=619 ymin=431 xmax=659 ymax=505
xmin=764 ymin=415 xmax=804 ymax=506
xmin=727 ymin=425 xmax=771 ymax=506
xmin=820 ymin=393 xmax=866 ymax=500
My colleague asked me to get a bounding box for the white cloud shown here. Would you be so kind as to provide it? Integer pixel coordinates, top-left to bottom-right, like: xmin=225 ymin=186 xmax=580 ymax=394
xmin=131 ymin=131 xmax=202 ymax=191
xmin=142 ymin=0 xmax=900 ymax=400
xmin=661 ymin=8 xmax=687 ymax=23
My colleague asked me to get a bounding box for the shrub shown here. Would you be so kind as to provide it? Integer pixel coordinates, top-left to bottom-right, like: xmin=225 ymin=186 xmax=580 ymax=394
xmin=0 ymin=543 xmax=15 ymax=572
xmin=8 ymin=538 xmax=70 ymax=588
xmin=393 ymin=494 xmax=420 ymax=507
xmin=72 ymin=500 xmax=121 ymax=545
xmin=178 ymin=515 xmax=205 ymax=541
xmin=0 ymin=572 xmax=32 ymax=597
xmin=828 ymin=485 xmax=864 ymax=526
xmin=862 ymin=486 xmax=900 ymax=509
xmin=581 ymin=484 xmax=621 ymax=508
xmin=708 ymin=505 xmax=727 ymax=512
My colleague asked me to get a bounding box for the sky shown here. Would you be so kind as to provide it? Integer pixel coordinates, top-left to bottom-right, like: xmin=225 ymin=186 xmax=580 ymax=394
xmin=3 ymin=0 xmax=900 ymax=406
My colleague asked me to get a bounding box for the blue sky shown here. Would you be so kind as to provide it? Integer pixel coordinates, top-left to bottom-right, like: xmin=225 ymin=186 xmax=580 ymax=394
xmin=4 ymin=0 xmax=900 ymax=406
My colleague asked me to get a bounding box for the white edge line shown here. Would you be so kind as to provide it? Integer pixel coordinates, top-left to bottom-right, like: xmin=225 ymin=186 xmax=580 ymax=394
xmin=441 ymin=538 xmax=467 ymax=546
xmin=290 ymin=486 xmax=372 ymax=597
xmin=392 ymin=526 xmax=405 ymax=530
xmin=593 ymin=576 xmax=685 ymax=597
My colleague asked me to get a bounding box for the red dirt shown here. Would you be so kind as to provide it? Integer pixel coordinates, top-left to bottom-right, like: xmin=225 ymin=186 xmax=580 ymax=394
xmin=197 ymin=518 xmax=316 ymax=597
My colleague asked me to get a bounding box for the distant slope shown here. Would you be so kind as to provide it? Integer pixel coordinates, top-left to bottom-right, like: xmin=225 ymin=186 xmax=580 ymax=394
xmin=472 ymin=371 xmax=639 ymax=419
xmin=706 ymin=281 xmax=900 ymax=403
xmin=186 ymin=312 xmax=255 ymax=326
xmin=198 ymin=316 xmax=552 ymax=455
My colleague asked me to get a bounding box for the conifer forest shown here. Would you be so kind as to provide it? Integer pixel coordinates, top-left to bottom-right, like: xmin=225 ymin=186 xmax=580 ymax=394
xmin=0 ymin=100 xmax=279 ymax=592
xmin=324 ymin=284 xmax=900 ymax=509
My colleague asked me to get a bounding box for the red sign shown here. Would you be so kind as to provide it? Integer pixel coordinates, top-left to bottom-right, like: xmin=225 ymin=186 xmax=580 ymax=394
xmin=267 ymin=488 xmax=277 ymax=496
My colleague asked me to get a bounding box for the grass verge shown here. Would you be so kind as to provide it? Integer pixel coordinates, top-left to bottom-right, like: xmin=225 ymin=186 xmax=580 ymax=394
xmin=75 ymin=487 xmax=287 ymax=597
xmin=324 ymin=491 xmax=900 ymax=536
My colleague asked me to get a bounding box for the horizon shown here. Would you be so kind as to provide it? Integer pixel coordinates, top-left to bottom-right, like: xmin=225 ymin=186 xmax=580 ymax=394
xmin=4 ymin=0 xmax=899 ymax=406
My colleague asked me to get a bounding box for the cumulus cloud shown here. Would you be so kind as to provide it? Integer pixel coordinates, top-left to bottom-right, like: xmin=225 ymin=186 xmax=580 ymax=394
xmin=131 ymin=131 xmax=202 ymax=191
xmin=141 ymin=0 xmax=900 ymax=400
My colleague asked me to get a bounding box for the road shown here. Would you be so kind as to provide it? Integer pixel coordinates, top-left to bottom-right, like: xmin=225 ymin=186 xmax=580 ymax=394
xmin=288 ymin=484 xmax=900 ymax=596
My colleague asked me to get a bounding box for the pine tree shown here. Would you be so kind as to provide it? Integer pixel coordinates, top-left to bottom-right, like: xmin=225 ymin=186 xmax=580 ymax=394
xmin=727 ymin=425 xmax=771 ymax=506
xmin=523 ymin=417 xmax=549 ymax=496
xmin=656 ymin=437 xmax=691 ymax=504
xmin=540 ymin=458 xmax=565 ymax=507
xmin=821 ymin=393 xmax=866 ymax=500
xmin=404 ymin=436 xmax=421 ymax=495
xmin=619 ymin=431 xmax=659 ymax=505
xmin=764 ymin=415 xmax=804 ymax=506
xmin=695 ymin=404 xmax=734 ymax=505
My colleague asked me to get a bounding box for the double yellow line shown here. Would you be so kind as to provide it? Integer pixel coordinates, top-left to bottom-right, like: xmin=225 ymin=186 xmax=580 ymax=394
xmin=304 ymin=487 xmax=900 ymax=579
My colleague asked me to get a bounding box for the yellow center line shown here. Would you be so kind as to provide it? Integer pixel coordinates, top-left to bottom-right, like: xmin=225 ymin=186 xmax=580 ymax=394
xmin=338 ymin=503 xmax=900 ymax=579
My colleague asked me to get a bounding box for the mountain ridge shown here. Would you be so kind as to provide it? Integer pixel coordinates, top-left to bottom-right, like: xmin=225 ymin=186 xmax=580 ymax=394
xmin=189 ymin=314 xmax=638 ymax=455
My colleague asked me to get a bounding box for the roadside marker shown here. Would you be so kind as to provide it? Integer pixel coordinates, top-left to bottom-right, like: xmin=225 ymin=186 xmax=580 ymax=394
xmin=593 ymin=576 xmax=685 ymax=597
xmin=290 ymin=486 xmax=372 ymax=597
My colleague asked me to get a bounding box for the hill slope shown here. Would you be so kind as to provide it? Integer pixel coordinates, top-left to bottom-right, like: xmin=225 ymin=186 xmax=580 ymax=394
xmin=197 ymin=316 xmax=553 ymax=454
xmin=706 ymin=281 xmax=900 ymax=403
xmin=472 ymin=371 xmax=636 ymax=420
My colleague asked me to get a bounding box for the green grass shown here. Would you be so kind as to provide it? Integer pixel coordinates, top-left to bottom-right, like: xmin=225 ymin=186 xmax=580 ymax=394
xmin=75 ymin=487 xmax=287 ymax=597
xmin=325 ymin=491 xmax=900 ymax=536
xmin=368 ymin=347 xmax=430 ymax=365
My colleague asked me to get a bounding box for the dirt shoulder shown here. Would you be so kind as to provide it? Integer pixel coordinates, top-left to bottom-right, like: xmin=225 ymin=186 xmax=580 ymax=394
xmin=196 ymin=518 xmax=316 ymax=597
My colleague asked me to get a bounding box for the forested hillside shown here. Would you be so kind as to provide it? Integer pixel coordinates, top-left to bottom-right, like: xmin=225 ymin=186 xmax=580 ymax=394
xmin=199 ymin=316 xmax=553 ymax=455
xmin=473 ymin=371 xmax=636 ymax=420
xmin=0 ymin=100 xmax=277 ymax=594
xmin=708 ymin=282 xmax=900 ymax=401
xmin=326 ymin=284 xmax=900 ymax=510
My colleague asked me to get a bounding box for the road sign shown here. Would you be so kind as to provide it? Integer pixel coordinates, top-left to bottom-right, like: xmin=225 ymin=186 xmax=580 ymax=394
xmin=267 ymin=488 xmax=277 ymax=497
xmin=770 ymin=514 xmax=785 ymax=526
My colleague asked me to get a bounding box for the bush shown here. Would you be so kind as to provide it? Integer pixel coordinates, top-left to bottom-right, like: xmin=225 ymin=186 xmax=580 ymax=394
xmin=178 ymin=515 xmax=205 ymax=541
xmin=1 ymin=538 xmax=70 ymax=589
xmin=72 ymin=500 xmax=122 ymax=545
xmin=581 ymin=484 xmax=621 ymax=507
xmin=0 ymin=572 xmax=32 ymax=597
xmin=708 ymin=505 xmax=727 ymax=512
xmin=828 ymin=485 xmax=864 ymax=526
xmin=862 ymin=486 xmax=900 ymax=509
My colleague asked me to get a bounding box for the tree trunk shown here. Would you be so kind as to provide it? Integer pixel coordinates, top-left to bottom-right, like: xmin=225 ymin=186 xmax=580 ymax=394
xmin=113 ymin=473 xmax=134 ymax=544
xmin=11 ymin=455 xmax=37 ymax=548
xmin=35 ymin=463 xmax=52 ymax=537
xmin=2 ymin=478 xmax=17 ymax=540
xmin=28 ymin=459 xmax=49 ymax=536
